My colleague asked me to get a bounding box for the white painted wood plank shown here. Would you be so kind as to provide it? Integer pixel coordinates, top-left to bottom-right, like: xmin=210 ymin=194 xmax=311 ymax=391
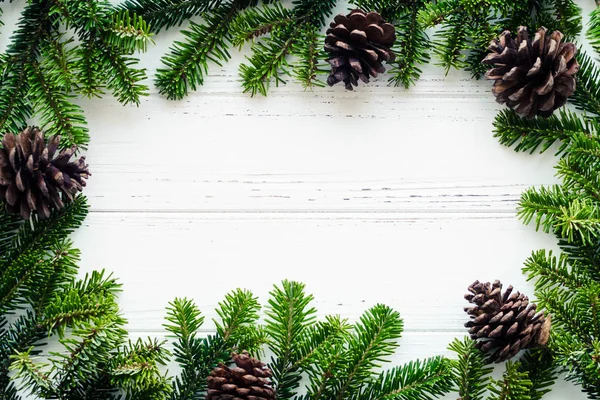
xmin=73 ymin=212 xmax=559 ymax=334
xmin=79 ymin=96 xmax=561 ymax=212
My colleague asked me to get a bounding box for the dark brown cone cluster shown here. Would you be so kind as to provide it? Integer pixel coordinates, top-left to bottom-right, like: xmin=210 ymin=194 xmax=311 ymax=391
xmin=325 ymin=9 xmax=396 ymax=90
xmin=483 ymin=26 xmax=579 ymax=119
xmin=0 ymin=127 xmax=90 ymax=220
xmin=207 ymin=351 xmax=275 ymax=400
xmin=464 ymin=280 xmax=551 ymax=362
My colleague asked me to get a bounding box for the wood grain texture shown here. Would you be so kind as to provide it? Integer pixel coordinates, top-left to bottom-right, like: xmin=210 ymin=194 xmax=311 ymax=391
xmin=2 ymin=0 xmax=598 ymax=398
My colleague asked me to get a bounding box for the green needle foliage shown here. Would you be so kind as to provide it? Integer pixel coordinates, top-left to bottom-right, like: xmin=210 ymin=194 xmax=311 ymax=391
xmin=232 ymin=0 xmax=337 ymax=96
xmin=589 ymin=4 xmax=600 ymax=54
xmin=162 ymin=280 xmax=454 ymax=400
xmin=418 ymin=0 xmax=582 ymax=78
xmin=0 ymin=197 xmax=170 ymax=399
xmin=349 ymin=0 xmax=432 ymax=88
xmin=164 ymin=289 xmax=265 ymax=400
xmin=447 ymin=338 xmax=557 ymax=400
xmin=0 ymin=1 xmax=152 ymax=149
xmin=492 ymin=31 xmax=600 ymax=399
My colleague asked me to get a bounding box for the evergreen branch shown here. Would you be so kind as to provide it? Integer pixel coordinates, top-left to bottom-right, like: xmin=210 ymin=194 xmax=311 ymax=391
xmin=50 ymin=318 xmax=127 ymax=397
xmin=230 ymin=2 xmax=294 ymax=47
xmin=523 ymin=250 xmax=589 ymax=292
xmin=214 ymin=288 xmax=263 ymax=353
xmin=5 ymin=196 xmax=88 ymax=262
xmin=518 ymin=348 xmax=557 ymax=400
xmin=27 ymin=61 xmax=89 ymax=148
xmin=109 ymin=338 xmax=172 ymax=398
xmin=328 ymin=304 xmax=404 ymax=400
xmin=0 ymin=212 xmax=24 ymax=256
xmin=165 ymin=298 xmax=229 ymax=400
xmin=448 ymin=337 xmax=492 ymax=400
xmin=42 ymin=270 xmax=123 ymax=336
xmin=118 ymin=0 xmax=220 ymax=32
xmin=105 ymin=10 xmax=154 ymax=54
xmin=519 ymin=187 xmax=600 ymax=244
xmin=236 ymin=0 xmax=336 ymax=96
xmin=291 ymin=27 xmax=326 ymax=89
xmin=239 ymin=36 xmax=295 ymax=96
xmin=570 ymin=50 xmax=600 ymax=117
xmin=73 ymin=41 xmax=106 ymax=99
xmin=293 ymin=315 xmax=351 ymax=372
xmin=266 ymin=280 xmax=317 ymax=399
xmin=486 ymin=361 xmax=533 ymax=400
xmin=101 ymin=48 xmax=149 ymax=106
xmin=0 ymin=0 xmax=53 ymax=134
xmin=389 ymin=5 xmax=431 ymax=88
xmin=493 ymin=109 xmax=597 ymax=155
xmin=155 ymin=2 xmax=239 ymax=100
xmin=590 ymin=6 xmax=600 ymax=54
xmin=10 ymin=348 xmax=54 ymax=394
xmin=357 ymin=356 xmax=453 ymax=400
xmin=1 ymin=311 xmax=46 ymax=400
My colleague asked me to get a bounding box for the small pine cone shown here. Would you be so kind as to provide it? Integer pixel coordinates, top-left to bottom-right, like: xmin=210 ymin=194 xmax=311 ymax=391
xmin=207 ymin=351 xmax=275 ymax=400
xmin=324 ymin=9 xmax=396 ymax=90
xmin=482 ymin=26 xmax=579 ymax=119
xmin=464 ymin=280 xmax=551 ymax=362
xmin=0 ymin=127 xmax=90 ymax=220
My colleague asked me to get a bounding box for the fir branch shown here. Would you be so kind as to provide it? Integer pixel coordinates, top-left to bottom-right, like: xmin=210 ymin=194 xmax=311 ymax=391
xmin=517 ymin=348 xmax=557 ymax=400
xmin=492 ymin=109 xmax=597 ymax=155
xmin=155 ymin=1 xmax=240 ymax=100
xmin=214 ymin=288 xmax=263 ymax=353
xmin=523 ymin=250 xmax=590 ymax=292
xmin=119 ymin=0 xmax=219 ymax=33
xmin=327 ymin=304 xmax=404 ymax=400
xmin=108 ymin=338 xmax=172 ymax=399
xmin=1 ymin=311 xmax=46 ymax=400
xmin=590 ymin=6 xmax=600 ymax=54
xmin=105 ymin=10 xmax=154 ymax=54
xmin=42 ymin=270 xmax=123 ymax=336
xmin=448 ymin=337 xmax=492 ymax=400
xmin=164 ymin=298 xmax=229 ymax=400
xmin=570 ymin=50 xmax=600 ymax=117
xmin=356 ymin=356 xmax=453 ymax=400
xmin=235 ymin=0 xmax=337 ymax=96
xmin=5 ymin=196 xmax=88 ymax=262
xmin=230 ymin=2 xmax=293 ymax=47
xmin=486 ymin=361 xmax=533 ymax=400
xmin=265 ymin=280 xmax=317 ymax=399
xmin=27 ymin=60 xmax=89 ymax=148
xmin=291 ymin=27 xmax=326 ymax=89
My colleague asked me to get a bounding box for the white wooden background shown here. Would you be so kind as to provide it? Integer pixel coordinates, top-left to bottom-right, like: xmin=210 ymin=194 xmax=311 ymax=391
xmin=2 ymin=1 xmax=598 ymax=398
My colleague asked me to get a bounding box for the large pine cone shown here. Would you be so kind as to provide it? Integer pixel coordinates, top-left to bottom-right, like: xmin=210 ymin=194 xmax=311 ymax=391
xmin=483 ymin=26 xmax=579 ymax=119
xmin=325 ymin=9 xmax=396 ymax=90
xmin=207 ymin=351 xmax=275 ymax=400
xmin=0 ymin=127 xmax=90 ymax=220
xmin=464 ymin=280 xmax=551 ymax=362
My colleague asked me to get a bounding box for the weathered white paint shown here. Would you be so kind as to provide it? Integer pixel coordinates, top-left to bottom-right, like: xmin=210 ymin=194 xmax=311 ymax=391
xmin=1 ymin=0 xmax=597 ymax=398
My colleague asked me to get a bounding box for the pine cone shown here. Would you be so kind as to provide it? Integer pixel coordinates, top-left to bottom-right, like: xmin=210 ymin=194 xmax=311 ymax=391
xmin=483 ymin=26 xmax=579 ymax=119
xmin=207 ymin=351 xmax=275 ymax=400
xmin=0 ymin=127 xmax=90 ymax=220
xmin=464 ymin=280 xmax=551 ymax=362
xmin=325 ymin=9 xmax=396 ymax=90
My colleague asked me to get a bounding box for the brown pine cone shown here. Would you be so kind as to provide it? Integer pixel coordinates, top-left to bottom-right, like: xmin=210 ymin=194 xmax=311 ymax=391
xmin=482 ymin=26 xmax=579 ymax=119
xmin=207 ymin=351 xmax=275 ymax=400
xmin=0 ymin=127 xmax=90 ymax=220
xmin=325 ymin=9 xmax=396 ymax=90
xmin=464 ymin=280 xmax=551 ymax=362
